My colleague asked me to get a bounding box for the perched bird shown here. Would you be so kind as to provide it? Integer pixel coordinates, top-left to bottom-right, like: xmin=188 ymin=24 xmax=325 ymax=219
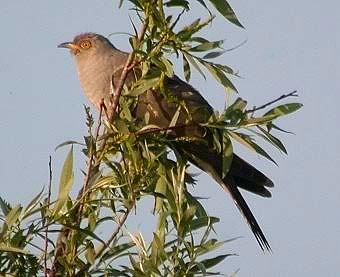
xmin=58 ymin=33 xmax=273 ymax=251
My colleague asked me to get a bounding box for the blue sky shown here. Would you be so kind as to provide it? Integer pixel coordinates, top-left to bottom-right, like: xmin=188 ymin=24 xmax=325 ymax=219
xmin=1 ymin=1 xmax=339 ymax=276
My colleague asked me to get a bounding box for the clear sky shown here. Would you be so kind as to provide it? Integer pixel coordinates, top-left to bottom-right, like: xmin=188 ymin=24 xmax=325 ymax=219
xmin=1 ymin=1 xmax=339 ymax=276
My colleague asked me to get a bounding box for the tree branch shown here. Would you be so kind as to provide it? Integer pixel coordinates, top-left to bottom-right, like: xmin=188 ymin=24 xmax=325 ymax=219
xmin=109 ymin=19 xmax=149 ymax=121
xmin=98 ymin=209 xmax=130 ymax=257
xmin=44 ymin=156 xmax=52 ymax=277
xmin=50 ymin=101 xmax=105 ymax=276
xmin=245 ymin=90 xmax=298 ymax=114
xmin=75 ymin=208 xmax=130 ymax=276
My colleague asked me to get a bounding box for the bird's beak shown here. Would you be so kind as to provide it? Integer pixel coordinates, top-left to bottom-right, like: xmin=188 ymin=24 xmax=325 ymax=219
xmin=58 ymin=42 xmax=80 ymax=51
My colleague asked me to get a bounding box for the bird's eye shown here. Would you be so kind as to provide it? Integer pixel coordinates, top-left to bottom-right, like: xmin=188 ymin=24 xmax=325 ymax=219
xmin=80 ymin=40 xmax=91 ymax=49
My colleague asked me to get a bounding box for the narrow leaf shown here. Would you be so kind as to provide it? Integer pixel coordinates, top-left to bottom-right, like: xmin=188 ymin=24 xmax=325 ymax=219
xmin=222 ymin=132 xmax=233 ymax=178
xmin=201 ymin=61 xmax=237 ymax=92
xmin=228 ymin=131 xmax=277 ymax=165
xmin=191 ymin=216 xmax=220 ymax=231
xmin=183 ymin=52 xmax=206 ymax=79
xmin=190 ymin=40 xmax=224 ymax=52
xmin=203 ymin=51 xmax=226 ymax=59
xmin=5 ymin=205 xmax=22 ymax=228
xmin=24 ymin=187 xmax=44 ymax=216
xmin=267 ymin=123 xmax=295 ymax=134
xmin=128 ymin=77 xmax=160 ymax=96
xmin=257 ymin=126 xmax=288 ymax=154
xmin=55 ymin=140 xmax=80 ymax=151
xmin=53 ymin=146 xmax=74 ymax=215
xmin=182 ymin=53 xmax=191 ymax=81
xmin=0 ymin=197 xmax=12 ymax=215
xmin=208 ymin=0 xmax=244 ymax=28
xmin=168 ymin=105 xmax=181 ymax=128
xmin=264 ymin=103 xmax=303 ymax=118
xmin=0 ymin=243 xmax=28 ymax=254
xmin=190 ymin=254 xmax=234 ymax=272
xmin=185 ymin=191 xmax=207 ymax=218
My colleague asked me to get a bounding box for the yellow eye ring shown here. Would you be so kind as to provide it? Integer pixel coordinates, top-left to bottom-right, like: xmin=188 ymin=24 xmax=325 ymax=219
xmin=80 ymin=40 xmax=91 ymax=49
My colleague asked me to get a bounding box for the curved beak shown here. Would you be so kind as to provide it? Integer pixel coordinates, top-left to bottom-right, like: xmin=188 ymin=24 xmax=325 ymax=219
xmin=58 ymin=42 xmax=81 ymax=55
xmin=58 ymin=41 xmax=83 ymax=51
xmin=58 ymin=42 xmax=72 ymax=48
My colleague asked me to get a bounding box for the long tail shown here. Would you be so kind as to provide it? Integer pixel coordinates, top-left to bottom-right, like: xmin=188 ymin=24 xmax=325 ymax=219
xmin=177 ymin=141 xmax=272 ymax=251
xmin=221 ymin=176 xmax=271 ymax=251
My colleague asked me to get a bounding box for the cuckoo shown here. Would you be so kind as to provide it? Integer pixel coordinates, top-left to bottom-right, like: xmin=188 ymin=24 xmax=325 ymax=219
xmin=58 ymin=33 xmax=273 ymax=251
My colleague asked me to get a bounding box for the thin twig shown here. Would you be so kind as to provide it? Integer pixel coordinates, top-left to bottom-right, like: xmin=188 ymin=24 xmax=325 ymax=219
xmin=170 ymin=8 xmax=186 ymax=31
xmin=76 ymin=99 xmax=105 ymax=222
xmin=44 ymin=156 xmax=52 ymax=277
xmin=74 ymin=209 xmax=130 ymax=276
xmin=96 ymin=209 xmax=130 ymax=259
xmin=109 ymin=19 xmax=149 ymax=121
xmin=50 ymin=101 xmax=105 ymax=276
xmin=245 ymin=90 xmax=298 ymax=114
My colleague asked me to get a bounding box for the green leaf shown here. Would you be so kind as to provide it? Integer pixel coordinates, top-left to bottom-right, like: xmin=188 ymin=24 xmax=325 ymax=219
xmin=196 ymin=238 xmax=228 ymax=257
xmin=155 ymin=176 xmax=168 ymax=212
xmin=228 ymin=131 xmax=277 ymax=165
xmin=227 ymin=97 xmax=247 ymax=113
xmin=94 ymin=175 xmax=127 ymax=189
xmin=190 ymin=40 xmax=224 ymax=52
xmin=183 ymin=53 xmax=206 ymax=79
xmin=53 ymin=146 xmax=74 ymax=215
xmin=159 ymin=56 xmax=174 ymax=77
xmin=222 ymin=97 xmax=247 ymax=124
xmin=0 ymin=197 xmax=12 ymax=215
xmin=100 ymin=242 xmax=135 ymax=262
xmin=179 ymin=205 xmax=197 ymax=236
xmin=243 ymin=115 xmax=278 ymax=127
xmin=128 ymin=77 xmax=160 ymax=96
xmin=55 ymin=140 xmax=80 ymax=151
xmin=190 ymin=36 xmax=210 ymax=44
xmin=203 ymin=50 xmax=226 ymax=59
xmin=256 ymin=126 xmax=288 ymax=154
xmin=190 ymin=216 xmax=220 ymax=231
xmin=190 ymin=254 xmax=234 ymax=272
xmin=151 ymin=56 xmax=173 ymax=77
xmin=168 ymin=105 xmax=181 ymax=128
xmin=151 ymin=232 xmax=166 ymax=265
xmin=113 ymin=118 xmax=130 ymax=134
xmin=177 ymin=16 xmax=214 ymax=41
xmin=195 ymin=0 xmax=210 ymax=12
xmin=0 ymin=243 xmax=29 ymax=254
xmin=267 ymin=123 xmax=295 ymax=134
xmin=185 ymin=191 xmax=207 ymax=218
xmin=165 ymin=0 xmax=189 ymax=9
xmin=62 ymin=223 xmax=106 ymax=245
xmin=208 ymin=0 xmax=244 ymax=28
xmin=222 ymin=132 xmax=233 ymax=178
xmin=85 ymin=241 xmax=95 ymax=265
xmin=201 ymin=61 xmax=237 ymax=92
xmin=264 ymin=103 xmax=303 ymax=118
xmin=5 ymin=204 xmax=22 ymax=228
xmin=214 ymin=63 xmax=238 ymax=76
xmin=182 ymin=53 xmax=191 ymax=82
xmin=23 ymin=187 xmax=44 ymax=218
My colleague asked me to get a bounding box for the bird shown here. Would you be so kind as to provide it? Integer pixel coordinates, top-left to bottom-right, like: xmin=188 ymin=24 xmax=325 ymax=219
xmin=58 ymin=33 xmax=273 ymax=251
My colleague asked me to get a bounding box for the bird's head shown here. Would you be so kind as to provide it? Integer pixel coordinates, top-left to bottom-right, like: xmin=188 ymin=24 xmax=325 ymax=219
xmin=58 ymin=33 xmax=116 ymax=57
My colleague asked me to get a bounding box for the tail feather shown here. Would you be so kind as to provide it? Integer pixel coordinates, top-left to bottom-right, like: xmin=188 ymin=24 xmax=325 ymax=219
xmin=222 ymin=176 xmax=271 ymax=251
xmin=176 ymin=141 xmax=272 ymax=251
xmin=233 ymin=176 xmax=272 ymax=197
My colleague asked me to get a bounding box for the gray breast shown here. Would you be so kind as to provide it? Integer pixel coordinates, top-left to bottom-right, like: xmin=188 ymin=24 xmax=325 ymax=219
xmin=76 ymin=52 xmax=117 ymax=109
